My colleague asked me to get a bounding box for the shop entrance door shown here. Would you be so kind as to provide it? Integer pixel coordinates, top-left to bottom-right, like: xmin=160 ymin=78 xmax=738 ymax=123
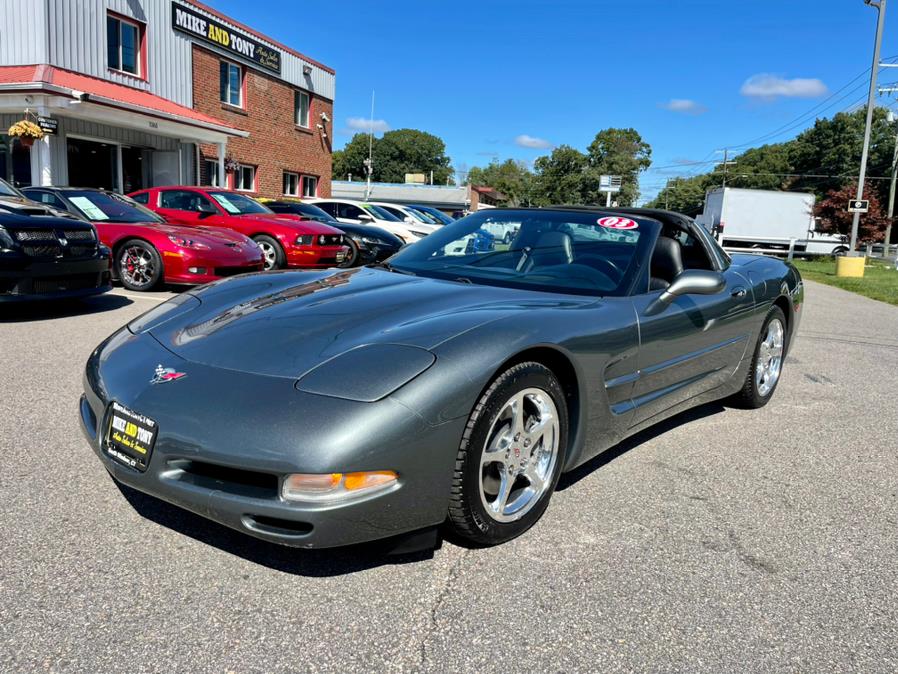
xmin=121 ymin=146 xmax=145 ymax=193
xmin=67 ymin=138 xmax=116 ymax=190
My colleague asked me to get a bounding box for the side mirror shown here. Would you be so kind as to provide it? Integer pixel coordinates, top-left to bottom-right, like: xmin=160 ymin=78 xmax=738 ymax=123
xmin=659 ymin=270 xmax=726 ymax=304
xmin=197 ymin=201 xmax=217 ymax=217
xmin=358 ymin=213 xmax=374 ymax=222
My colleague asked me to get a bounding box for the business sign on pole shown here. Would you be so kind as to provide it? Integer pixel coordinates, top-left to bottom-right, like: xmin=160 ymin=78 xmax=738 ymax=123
xmin=599 ymin=175 xmax=622 ymax=193
xmin=172 ymin=3 xmax=282 ymax=74
xmin=848 ymin=199 xmax=870 ymax=213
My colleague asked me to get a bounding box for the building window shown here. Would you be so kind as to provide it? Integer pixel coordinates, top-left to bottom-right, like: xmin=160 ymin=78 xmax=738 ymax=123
xmin=235 ymin=164 xmax=256 ymax=192
xmin=302 ymin=175 xmax=318 ymax=198
xmin=107 ymin=14 xmax=142 ymax=76
xmin=295 ymin=90 xmax=310 ymax=128
xmin=203 ymin=159 xmax=220 ymax=187
xmin=283 ymin=171 xmax=299 ymax=196
xmin=220 ymin=61 xmax=243 ymax=107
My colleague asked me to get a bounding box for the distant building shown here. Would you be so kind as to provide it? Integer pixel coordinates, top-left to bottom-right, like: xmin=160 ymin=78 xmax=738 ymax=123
xmin=0 ymin=0 xmax=334 ymax=198
xmin=331 ymin=181 xmax=508 ymax=213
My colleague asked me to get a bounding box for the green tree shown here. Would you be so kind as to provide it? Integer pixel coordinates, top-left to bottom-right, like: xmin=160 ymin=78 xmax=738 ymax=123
xmin=531 ymin=145 xmax=590 ymax=205
xmin=585 ymin=128 xmax=653 ymax=206
xmin=466 ymin=159 xmax=534 ymax=206
xmin=333 ymin=129 xmax=454 ymax=185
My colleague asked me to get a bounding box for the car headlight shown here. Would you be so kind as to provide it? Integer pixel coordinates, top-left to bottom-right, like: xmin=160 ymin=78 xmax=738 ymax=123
xmin=355 ymin=235 xmax=381 ymax=245
xmin=295 ymin=234 xmax=314 ymax=246
xmin=409 ymin=230 xmax=428 ymax=238
xmin=0 ymin=226 xmax=15 ymax=249
xmin=282 ymin=471 xmax=398 ymax=503
xmin=168 ymin=235 xmax=210 ymax=250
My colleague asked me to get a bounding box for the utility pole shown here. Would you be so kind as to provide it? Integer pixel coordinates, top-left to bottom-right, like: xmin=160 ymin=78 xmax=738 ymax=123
xmin=364 ymin=90 xmax=375 ymax=201
xmin=886 ymin=122 xmax=898 ymax=255
xmin=851 ymin=0 xmax=888 ymax=254
xmin=716 ymin=149 xmax=737 ymax=188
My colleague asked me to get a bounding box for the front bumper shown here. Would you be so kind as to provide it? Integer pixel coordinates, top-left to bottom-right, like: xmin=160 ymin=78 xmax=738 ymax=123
xmin=285 ymin=244 xmax=348 ymax=269
xmin=79 ymin=329 xmax=462 ymax=548
xmin=160 ymin=248 xmax=264 ymax=285
xmin=0 ymin=253 xmax=111 ymax=301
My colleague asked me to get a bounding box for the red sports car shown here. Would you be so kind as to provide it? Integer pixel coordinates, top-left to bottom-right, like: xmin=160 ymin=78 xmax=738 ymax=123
xmin=22 ymin=187 xmax=264 ymax=291
xmin=129 ymin=187 xmax=347 ymax=270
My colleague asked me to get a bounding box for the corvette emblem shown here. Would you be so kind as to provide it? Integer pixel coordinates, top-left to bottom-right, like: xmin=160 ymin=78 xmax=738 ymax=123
xmin=150 ymin=364 xmax=187 ymax=385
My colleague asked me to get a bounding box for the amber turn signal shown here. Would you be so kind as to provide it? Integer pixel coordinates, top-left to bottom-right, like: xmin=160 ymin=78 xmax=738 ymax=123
xmin=282 ymin=470 xmax=398 ymax=503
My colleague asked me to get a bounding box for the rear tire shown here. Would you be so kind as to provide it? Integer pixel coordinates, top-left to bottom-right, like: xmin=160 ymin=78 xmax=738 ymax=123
xmin=253 ymin=235 xmax=286 ymax=270
xmin=831 ymin=246 xmax=849 ymax=258
xmin=115 ymin=240 xmax=162 ymax=291
xmin=447 ymin=362 xmax=568 ymax=546
xmin=730 ymin=306 xmax=787 ymax=409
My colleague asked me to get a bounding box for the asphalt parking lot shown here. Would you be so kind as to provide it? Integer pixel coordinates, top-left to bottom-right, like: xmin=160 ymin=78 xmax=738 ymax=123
xmin=2 ymin=279 xmax=897 ymax=673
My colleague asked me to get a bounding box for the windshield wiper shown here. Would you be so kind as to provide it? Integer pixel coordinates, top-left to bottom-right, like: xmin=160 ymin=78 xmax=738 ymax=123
xmin=375 ymin=261 xmax=416 ymax=276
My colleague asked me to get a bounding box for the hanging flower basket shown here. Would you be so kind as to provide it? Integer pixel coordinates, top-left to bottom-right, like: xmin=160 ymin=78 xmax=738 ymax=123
xmin=8 ymin=120 xmax=44 ymax=147
xmin=224 ymin=156 xmax=240 ymax=173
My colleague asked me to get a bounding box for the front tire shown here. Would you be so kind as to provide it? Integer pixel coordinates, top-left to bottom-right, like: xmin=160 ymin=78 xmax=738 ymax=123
xmin=116 ymin=240 xmax=162 ymax=291
xmin=339 ymin=239 xmax=360 ymax=268
xmin=731 ymin=306 xmax=787 ymax=409
xmin=448 ymin=362 xmax=568 ymax=546
xmin=253 ymin=235 xmax=286 ymax=270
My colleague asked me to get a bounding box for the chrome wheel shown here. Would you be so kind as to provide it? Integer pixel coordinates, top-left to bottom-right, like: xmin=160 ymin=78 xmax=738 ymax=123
xmin=479 ymin=388 xmax=560 ymax=523
xmin=755 ymin=318 xmax=784 ymax=397
xmin=258 ymin=241 xmax=278 ymax=270
xmin=119 ymin=245 xmax=156 ymax=288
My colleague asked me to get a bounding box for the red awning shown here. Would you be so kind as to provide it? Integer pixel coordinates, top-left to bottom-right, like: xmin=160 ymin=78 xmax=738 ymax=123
xmin=0 ymin=64 xmax=245 ymax=136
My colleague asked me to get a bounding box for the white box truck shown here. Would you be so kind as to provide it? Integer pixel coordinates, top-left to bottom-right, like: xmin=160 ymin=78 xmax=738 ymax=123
xmin=696 ymin=187 xmax=848 ymax=256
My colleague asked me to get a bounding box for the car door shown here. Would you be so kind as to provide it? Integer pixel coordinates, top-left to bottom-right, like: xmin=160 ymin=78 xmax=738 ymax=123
xmin=628 ymin=227 xmax=755 ymax=427
xmin=155 ymin=190 xmax=219 ymax=227
xmin=335 ymin=203 xmax=366 ymax=224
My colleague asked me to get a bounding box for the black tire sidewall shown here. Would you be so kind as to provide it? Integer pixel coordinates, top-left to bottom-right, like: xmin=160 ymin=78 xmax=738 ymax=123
xmin=743 ymin=306 xmax=788 ymax=408
xmin=452 ymin=362 xmax=568 ymax=545
xmin=253 ymin=235 xmax=286 ymax=270
xmin=339 ymin=239 xmax=360 ymax=268
xmin=115 ymin=240 xmax=162 ymax=291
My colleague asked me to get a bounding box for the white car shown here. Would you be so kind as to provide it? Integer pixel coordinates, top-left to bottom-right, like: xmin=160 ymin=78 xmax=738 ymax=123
xmin=367 ymin=202 xmax=441 ymax=233
xmin=308 ymin=198 xmax=428 ymax=244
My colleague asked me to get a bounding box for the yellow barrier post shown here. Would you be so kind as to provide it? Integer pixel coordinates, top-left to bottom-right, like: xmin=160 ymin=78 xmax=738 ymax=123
xmin=836 ymin=256 xmax=866 ymax=278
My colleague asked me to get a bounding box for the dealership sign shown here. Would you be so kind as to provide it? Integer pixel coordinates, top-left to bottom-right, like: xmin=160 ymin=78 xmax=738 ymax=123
xmin=172 ymin=3 xmax=281 ymax=74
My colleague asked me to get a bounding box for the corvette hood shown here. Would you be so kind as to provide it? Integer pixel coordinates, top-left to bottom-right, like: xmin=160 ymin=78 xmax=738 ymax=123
xmin=148 ymin=267 xmax=590 ymax=379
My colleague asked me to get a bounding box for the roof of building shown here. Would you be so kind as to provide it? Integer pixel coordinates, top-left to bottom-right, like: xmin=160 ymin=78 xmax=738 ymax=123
xmin=185 ymin=1 xmax=335 ymax=75
xmin=0 ymin=64 xmax=245 ymax=136
xmin=471 ymin=185 xmax=507 ymax=201
xmin=331 ymin=180 xmax=470 ymax=208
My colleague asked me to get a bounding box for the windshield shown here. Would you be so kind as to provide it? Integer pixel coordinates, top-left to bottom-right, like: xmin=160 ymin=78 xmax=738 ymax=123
xmin=207 ymin=191 xmax=273 ymax=215
xmin=292 ymin=203 xmax=337 ymax=222
xmin=414 ymin=206 xmax=454 ymax=225
xmin=67 ymin=191 xmax=164 ymax=223
xmin=405 ymin=207 xmax=438 ymax=224
xmin=0 ymin=177 xmax=24 ymax=198
xmin=362 ymin=204 xmax=401 ymax=222
xmin=388 ymin=209 xmax=658 ymax=297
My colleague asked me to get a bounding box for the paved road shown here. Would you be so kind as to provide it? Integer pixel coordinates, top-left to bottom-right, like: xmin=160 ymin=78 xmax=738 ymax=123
xmin=1 ymin=281 xmax=896 ymax=673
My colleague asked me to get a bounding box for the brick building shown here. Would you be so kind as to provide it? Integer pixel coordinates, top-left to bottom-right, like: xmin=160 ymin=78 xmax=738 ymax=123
xmin=0 ymin=0 xmax=335 ymax=199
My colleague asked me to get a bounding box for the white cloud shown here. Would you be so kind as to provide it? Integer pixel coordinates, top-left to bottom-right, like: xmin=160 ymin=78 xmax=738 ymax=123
xmin=659 ymin=98 xmax=708 ymax=115
xmin=346 ymin=117 xmax=390 ymax=133
xmin=740 ymin=74 xmax=828 ymax=100
xmin=515 ymin=134 xmax=553 ymax=149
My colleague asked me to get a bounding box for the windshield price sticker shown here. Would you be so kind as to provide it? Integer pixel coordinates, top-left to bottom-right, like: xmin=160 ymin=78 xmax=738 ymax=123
xmin=597 ymin=217 xmax=638 ymax=230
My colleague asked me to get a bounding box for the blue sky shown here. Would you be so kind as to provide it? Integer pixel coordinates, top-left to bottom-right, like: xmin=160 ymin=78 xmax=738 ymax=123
xmin=211 ymin=0 xmax=898 ymax=203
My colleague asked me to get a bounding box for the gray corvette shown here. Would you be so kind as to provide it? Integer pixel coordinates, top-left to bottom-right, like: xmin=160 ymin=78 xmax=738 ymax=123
xmin=80 ymin=207 xmax=803 ymax=549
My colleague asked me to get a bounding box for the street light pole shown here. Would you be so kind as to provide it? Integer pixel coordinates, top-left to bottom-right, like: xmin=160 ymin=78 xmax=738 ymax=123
xmin=851 ymin=0 xmax=888 ymax=254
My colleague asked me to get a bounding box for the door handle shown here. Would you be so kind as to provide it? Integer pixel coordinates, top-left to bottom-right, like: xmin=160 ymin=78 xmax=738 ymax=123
xmin=731 ymin=287 xmax=747 ymax=298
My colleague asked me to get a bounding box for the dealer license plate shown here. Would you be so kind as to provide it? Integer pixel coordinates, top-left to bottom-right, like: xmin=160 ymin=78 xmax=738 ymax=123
xmin=104 ymin=401 xmax=158 ymax=472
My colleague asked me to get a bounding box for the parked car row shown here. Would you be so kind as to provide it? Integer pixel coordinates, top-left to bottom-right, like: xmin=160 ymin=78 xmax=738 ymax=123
xmin=1 ymin=178 xmax=457 ymax=301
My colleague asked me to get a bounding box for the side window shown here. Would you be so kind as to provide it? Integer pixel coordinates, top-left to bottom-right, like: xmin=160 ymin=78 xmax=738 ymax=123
xmin=315 ymin=202 xmax=337 ymax=217
xmin=337 ymin=203 xmax=363 ymax=219
xmin=30 ymin=191 xmax=66 ymax=209
xmin=159 ymin=190 xmax=213 ymax=212
xmin=670 ymin=227 xmax=714 ymax=271
xmin=130 ymin=192 xmax=149 ymax=205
